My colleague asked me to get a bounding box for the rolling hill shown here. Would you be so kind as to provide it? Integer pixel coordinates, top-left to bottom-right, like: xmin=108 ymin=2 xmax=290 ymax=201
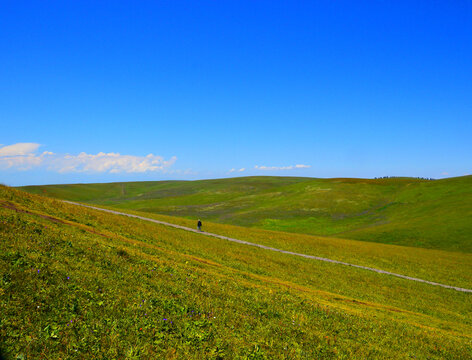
xmin=21 ymin=175 xmax=472 ymax=252
xmin=1 ymin=185 xmax=472 ymax=358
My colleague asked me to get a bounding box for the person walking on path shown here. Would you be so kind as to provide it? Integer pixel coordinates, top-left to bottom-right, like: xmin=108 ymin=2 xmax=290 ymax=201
xmin=197 ymin=219 xmax=202 ymax=231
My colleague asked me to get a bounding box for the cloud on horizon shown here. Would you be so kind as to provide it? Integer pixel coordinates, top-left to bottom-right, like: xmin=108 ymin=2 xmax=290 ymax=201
xmin=254 ymin=164 xmax=311 ymax=171
xmin=0 ymin=143 xmax=177 ymax=174
xmin=228 ymin=168 xmax=246 ymax=173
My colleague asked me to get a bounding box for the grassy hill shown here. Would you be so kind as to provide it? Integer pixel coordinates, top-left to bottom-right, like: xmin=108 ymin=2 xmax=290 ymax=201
xmin=21 ymin=175 xmax=472 ymax=252
xmin=1 ymin=185 xmax=472 ymax=359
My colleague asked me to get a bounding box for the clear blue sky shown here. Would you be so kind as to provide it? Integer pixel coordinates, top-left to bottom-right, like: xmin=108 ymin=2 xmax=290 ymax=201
xmin=1 ymin=1 xmax=471 ymax=186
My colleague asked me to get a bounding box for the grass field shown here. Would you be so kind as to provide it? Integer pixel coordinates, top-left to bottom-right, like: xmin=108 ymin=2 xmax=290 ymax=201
xmin=21 ymin=175 xmax=472 ymax=252
xmin=1 ymin=185 xmax=472 ymax=359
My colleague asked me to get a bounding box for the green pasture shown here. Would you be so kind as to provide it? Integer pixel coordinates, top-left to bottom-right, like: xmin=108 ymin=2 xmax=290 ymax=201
xmin=88 ymin=205 xmax=472 ymax=290
xmin=21 ymin=175 xmax=472 ymax=252
xmin=1 ymin=186 xmax=471 ymax=359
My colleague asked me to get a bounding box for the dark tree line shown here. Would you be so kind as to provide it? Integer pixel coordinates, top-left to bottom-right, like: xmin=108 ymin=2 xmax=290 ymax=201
xmin=373 ymin=176 xmax=435 ymax=180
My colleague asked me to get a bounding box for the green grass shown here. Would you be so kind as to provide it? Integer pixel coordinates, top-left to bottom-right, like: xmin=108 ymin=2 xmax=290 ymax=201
xmin=21 ymin=175 xmax=472 ymax=252
xmin=87 ymin=205 xmax=472 ymax=290
xmin=1 ymin=186 xmax=472 ymax=359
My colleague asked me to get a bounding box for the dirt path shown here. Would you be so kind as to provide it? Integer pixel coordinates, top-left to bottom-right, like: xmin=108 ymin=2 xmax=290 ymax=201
xmin=63 ymin=200 xmax=472 ymax=293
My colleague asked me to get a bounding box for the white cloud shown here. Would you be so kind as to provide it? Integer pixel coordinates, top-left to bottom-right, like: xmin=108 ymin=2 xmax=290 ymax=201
xmin=0 ymin=154 xmax=44 ymax=170
xmin=254 ymin=164 xmax=311 ymax=171
xmin=0 ymin=143 xmax=176 ymax=173
xmin=441 ymin=172 xmax=449 ymax=176
xmin=0 ymin=143 xmax=41 ymax=156
xmin=53 ymin=152 xmax=177 ymax=173
xmin=0 ymin=143 xmax=51 ymax=170
xmin=228 ymin=167 xmax=246 ymax=173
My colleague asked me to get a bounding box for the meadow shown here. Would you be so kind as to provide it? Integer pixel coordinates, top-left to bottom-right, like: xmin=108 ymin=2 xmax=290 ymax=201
xmin=1 ymin=185 xmax=471 ymax=359
xmin=21 ymin=175 xmax=472 ymax=252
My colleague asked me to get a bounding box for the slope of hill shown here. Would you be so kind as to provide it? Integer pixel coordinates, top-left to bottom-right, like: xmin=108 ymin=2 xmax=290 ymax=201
xmin=1 ymin=186 xmax=471 ymax=359
xmin=21 ymin=175 xmax=472 ymax=252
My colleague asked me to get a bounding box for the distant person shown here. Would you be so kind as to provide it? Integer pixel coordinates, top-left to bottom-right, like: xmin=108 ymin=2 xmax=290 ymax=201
xmin=197 ymin=219 xmax=202 ymax=231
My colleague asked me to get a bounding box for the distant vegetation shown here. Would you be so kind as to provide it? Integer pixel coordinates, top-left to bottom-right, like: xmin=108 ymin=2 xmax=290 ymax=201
xmin=374 ymin=176 xmax=436 ymax=180
xmin=1 ymin=185 xmax=471 ymax=358
xmin=21 ymin=175 xmax=472 ymax=252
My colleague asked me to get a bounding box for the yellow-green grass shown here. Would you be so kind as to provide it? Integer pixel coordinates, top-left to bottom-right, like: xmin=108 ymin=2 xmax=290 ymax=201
xmin=1 ymin=186 xmax=471 ymax=359
xmin=20 ymin=175 xmax=472 ymax=252
xmin=81 ymin=204 xmax=472 ymax=291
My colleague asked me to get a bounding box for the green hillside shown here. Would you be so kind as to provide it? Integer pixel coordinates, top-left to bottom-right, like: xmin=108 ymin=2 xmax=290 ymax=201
xmin=21 ymin=175 xmax=472 ymax=252
xmin=1 ymin=185 xmax=472 ymax=359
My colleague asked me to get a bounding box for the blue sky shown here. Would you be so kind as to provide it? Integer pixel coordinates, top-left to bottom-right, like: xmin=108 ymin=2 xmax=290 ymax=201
xmin=1 ymin=1 xmax=471 ymax=186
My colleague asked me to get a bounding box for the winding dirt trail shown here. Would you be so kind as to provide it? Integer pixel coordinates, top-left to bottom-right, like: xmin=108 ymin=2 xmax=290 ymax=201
xmin=63 ymin=200 xmax=472 ymax=293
